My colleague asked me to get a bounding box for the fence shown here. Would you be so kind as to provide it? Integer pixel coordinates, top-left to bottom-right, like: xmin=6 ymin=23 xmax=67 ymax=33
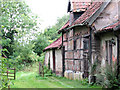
xmin=7 ymin=68 xmax=16 ymax=80
xmin=1 ymin=68 xmax=16 ymax=80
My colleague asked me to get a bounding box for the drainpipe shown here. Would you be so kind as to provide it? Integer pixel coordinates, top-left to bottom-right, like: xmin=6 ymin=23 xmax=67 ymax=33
xmin=62 ymin=32 xmax=65 ymax=77
xmin=89 ymin=26 xmax=92 ymax=66
xmin=113 ymin=31 xmax=119 ymax=79
xmin=117 ymin=35 xmax=119 ymax=79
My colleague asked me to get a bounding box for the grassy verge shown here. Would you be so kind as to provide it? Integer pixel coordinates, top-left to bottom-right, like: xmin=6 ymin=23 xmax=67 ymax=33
xmin=10 ymin=62 xmax=102 ymax=88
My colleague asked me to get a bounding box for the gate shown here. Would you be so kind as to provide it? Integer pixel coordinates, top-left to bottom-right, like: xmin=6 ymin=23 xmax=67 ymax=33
xmin=1 ymin=68 xmax=16 ymax=80
xmin=7 ymin=68 xmax=16 ymax=80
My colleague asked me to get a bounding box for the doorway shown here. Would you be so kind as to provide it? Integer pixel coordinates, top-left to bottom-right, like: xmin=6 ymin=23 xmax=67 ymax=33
xmin=53 ymin=50 xmax=56 ymax=73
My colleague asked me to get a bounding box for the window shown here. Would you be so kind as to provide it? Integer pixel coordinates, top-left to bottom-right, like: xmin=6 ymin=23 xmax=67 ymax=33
xmin=105 ymin=41 xmax=108 ymax=62
xmin=83 ymin=39 xmax=89 ymax=50
xmin=105 ymin=40 xmax=113 ymax=65
xmin=74 ymin=39 xmax=76 ymax=50
xmin=73 ymin=12 xmax=84 ymax=20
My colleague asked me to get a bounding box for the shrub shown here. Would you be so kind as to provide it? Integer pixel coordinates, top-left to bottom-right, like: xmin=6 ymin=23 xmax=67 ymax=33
xmin=80 ymin=78 xmax=89 ymax=86
xmin=0 ymin=50 xmax=10 ymax=89
xmin=43 ymin=66 xmax=52 ymax=77
xmin=96 ymin=63 xmax=120 ymax=89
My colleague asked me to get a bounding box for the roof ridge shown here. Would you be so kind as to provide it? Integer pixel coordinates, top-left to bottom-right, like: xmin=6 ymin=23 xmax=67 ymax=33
xmin=43 ymin=36 xmax=62 ymax=51
xmin=102 ymin=20 xmax=120 ymax=30
xmin=71 ymin=2 xmax=103 ymax=26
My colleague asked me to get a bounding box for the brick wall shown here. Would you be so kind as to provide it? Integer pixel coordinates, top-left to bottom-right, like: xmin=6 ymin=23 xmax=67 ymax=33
xmin=44 ymin=51 xmax=50 ymax=67
xmin=50 ymin=50 xmax=53 ymax=70
xmin=92 ymin=35 xmax=101 ymax=64
xmin=68 ymin=40 xmax=74 ymax=50
xmin=63 ymin=26 xmax=89 ymax=73
xmin=74 ymin=60 xmax=81 ymax=71
xmin=55 ymin=49 xmax=62 ymax=76
xmin=65 ymin=60 xmax=74 ymax=70
xmin=65 ymin=51 xmax=73 ymax=59
xmin=119 ymin=35 xmax=120 ymax=62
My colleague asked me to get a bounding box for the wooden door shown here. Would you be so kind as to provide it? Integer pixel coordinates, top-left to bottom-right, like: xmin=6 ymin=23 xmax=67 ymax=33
xmin=53 ymin=50 xmax=56 ymax=73
xmin=62 ymin=46 xmax=65 ymax=76
xmin=83 ymin=38 xmax=89 ymax=78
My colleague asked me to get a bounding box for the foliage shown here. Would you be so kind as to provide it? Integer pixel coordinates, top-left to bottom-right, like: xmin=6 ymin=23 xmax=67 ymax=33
xmin=10 ymin=63 xmax=101 ymax=88
xmin=0 ymin=0 xmax=38 ymax=58
xmin=89 ymin=57 xmax=101 ymax=76
xmin=36 ymin=53 xmax=52 ymax=77
xmin=80 ymin=78 xmax=89 ymax=86
xmin=0 ymin=49 xmax=9 ymax=89
xmin=0 ymin=30 xmax=9 ymax=89
xmin=32 ymin=15 xmax=69 ymax=56
xmin=0 ymin=0 xmax=39 ymax=71
xmin=43 ymin=66 xmax=52 ymax=77
xmin=32 ymin=35 xmax=49 ymax=56
xmin=37 ymin=53 xmax=45 ymax=64
xmin=9 ymin=43 xmax=41 ymax=70
xmin=96 ymin=63 xmax=120 ymax=89
xmin=43 ymin=15 xmax=69 ymax=41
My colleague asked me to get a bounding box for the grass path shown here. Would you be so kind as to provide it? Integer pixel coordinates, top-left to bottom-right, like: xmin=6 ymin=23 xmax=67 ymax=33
xmin=10 ymin=63 xmax=102 ymax=88
xmin=10 ymin=71 xmax=74 ymax=88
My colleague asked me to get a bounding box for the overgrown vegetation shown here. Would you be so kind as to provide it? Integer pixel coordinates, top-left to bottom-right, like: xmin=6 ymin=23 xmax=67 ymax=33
xmin=88 ymin=58 xmax=120 ymax=89
xmin=43 ymin=15 xmax=69 ymax=42
xmin=0 ymin=0 xmax=39 ymax=88
xmin=10 ymin=62 xmax=101 ymax=88
xmin=0 ymin=0 xmax=69 ymax=88
xmin=96 ymin=63 xmax=120 ymax=89
xmin=1 ymin=0 xmax=116 ymax=89
xmin=32 ymin=15 xmax=69 ymax=56
xmin=0 ymin=0 xmax=39 ymax=70
xmin=0 ymin=49 xmax=9 ymax=89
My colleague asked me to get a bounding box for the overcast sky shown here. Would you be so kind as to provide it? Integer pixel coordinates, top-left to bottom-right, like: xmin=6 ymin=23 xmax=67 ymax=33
xmin=25 ymin=0 xmax=69 ymax=31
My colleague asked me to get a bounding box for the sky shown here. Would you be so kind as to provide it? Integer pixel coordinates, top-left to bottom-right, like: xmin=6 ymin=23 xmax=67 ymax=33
xmin=25 ymin=0 xmax=69 ymax=31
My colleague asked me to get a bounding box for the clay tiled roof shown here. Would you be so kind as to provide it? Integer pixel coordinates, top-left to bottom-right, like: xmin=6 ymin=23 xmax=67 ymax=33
xmin=58 ymin=20 xmax=70 ymax=33
xmin=43 ymin=36 xmax=62 ymax=51
xmin=72 ymin=2 xmax=103 ymax=26
xmin=58 ymin=1 xmax=103 ymax=33
xmin=97 ymin=20 xmax=120 ymax=32
xmin=72 ymin=0 xmax=91 ymax=12
xmin=103 ymin=21 xmax=120 ymax=30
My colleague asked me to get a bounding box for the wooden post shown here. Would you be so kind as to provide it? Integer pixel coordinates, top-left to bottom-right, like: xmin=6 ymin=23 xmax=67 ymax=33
xmin=116 ymin=35 xmax=119 ymax=79
xmin=7 ymin=69 xmax=8 ymax=79
xmin=62 ymin=32 xmax=65 ymax=77
xmin=39 ymin=62 xmax=41 ymax=75
xmin=8 ymin=85 xmax=10 ymax=90
xmin=42 ymin=65 xmax=44 ymax=77
xmin=14 ymin=68 xmax=16 ymax=80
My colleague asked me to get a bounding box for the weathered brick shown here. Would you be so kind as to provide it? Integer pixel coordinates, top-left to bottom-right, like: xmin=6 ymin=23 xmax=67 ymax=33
xmin=65 ymin=60 xmax=74 ymax=70
xmin=74 ymin=50 xmax=83 ymax=59
xmin=44 ymin=51 xmax=50 ymax=67
xmin=65 ymin=60 xmax=68 ymax=70
xmin=119 ymin=34 xmax=120 ymax=64
xmin=68 ymin=29 xmax=73 ymax=38
xmin=63 ymin=33 xmax=67 ymax=41
xmin=68 ymin=40 xmax=73 ymax=50
xmin=74 ymin=60 xmax=81 ymax=71
xmin=76 ymin=38 xmax=81 ymax=49
xmin=63 ymin=42 xmax=68 ymax=50
xmin=65 ymin=52 xmax=73 ymax=59
xmin=68 ymin=60 xmax=74 ymax=70
xmin=74 ymin=50 xmax=80 ymax=59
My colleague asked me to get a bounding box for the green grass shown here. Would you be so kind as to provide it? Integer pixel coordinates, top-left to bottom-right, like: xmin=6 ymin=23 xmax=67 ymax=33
xmin=10 ymin=62 xmax=102 ymax=88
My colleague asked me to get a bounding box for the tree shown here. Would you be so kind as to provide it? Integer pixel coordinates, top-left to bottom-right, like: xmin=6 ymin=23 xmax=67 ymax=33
xmin=43 ymin=15 xmax=69 ymax=41
xmin=0 ymin=32 xmax=9 ymax=88
xmin=0 ymin=0 xmax=39 ymax=58
xmin=32 ymin=34 xmax=49 ymax=56
xmin=32 ymin=15 xmax=69 ymax=56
